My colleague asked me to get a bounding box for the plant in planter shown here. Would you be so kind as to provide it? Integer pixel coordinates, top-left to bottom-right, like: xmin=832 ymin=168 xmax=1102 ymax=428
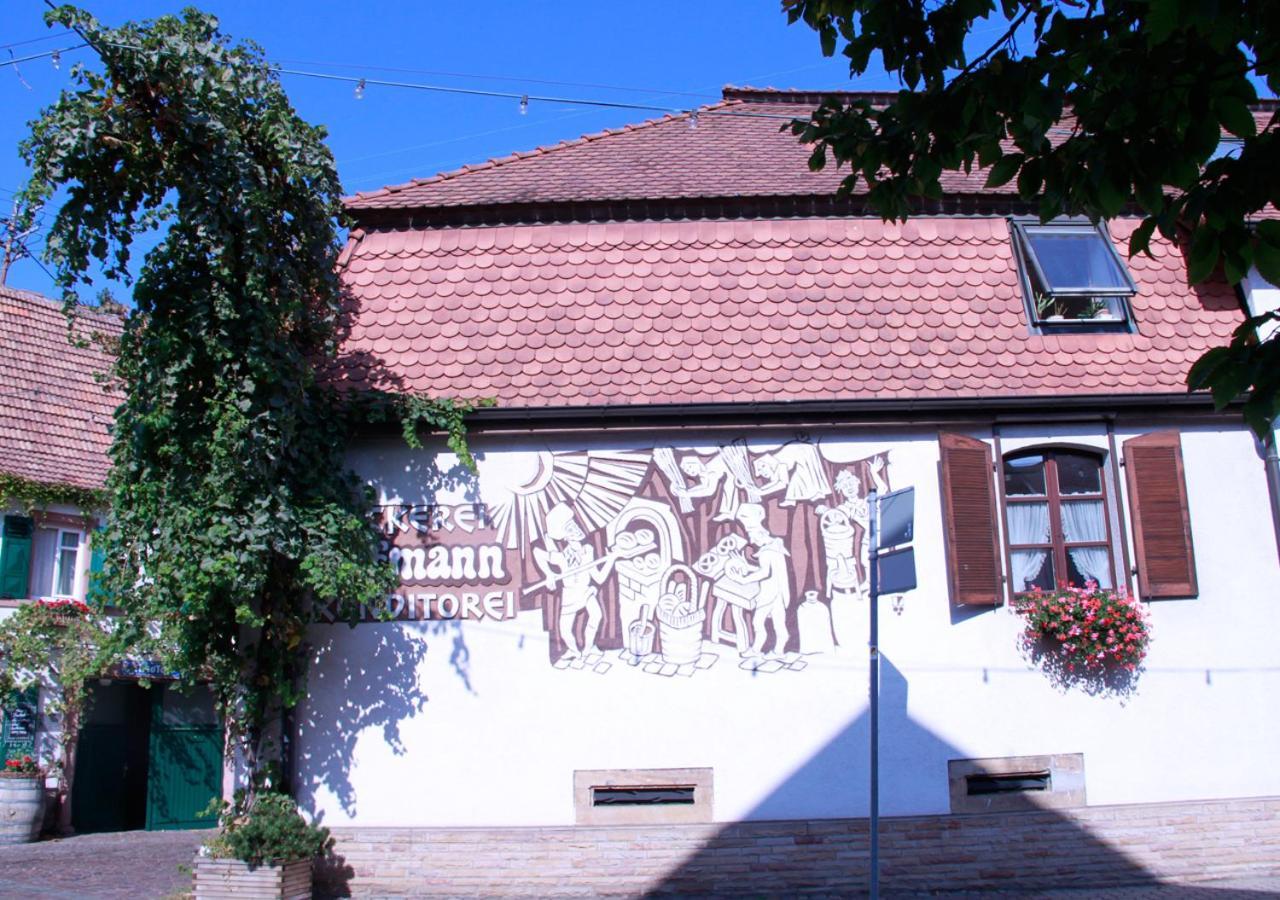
xmin=0 ymin=755 xmax=46 ymax=844
xmin=195 ymin=792 xmax=331 ymax=900
xmin=1084 ymin=298 xmax=1118 ymax=321
xmin=1034 ymin=292 xmax=1062 ymax=321
xmin=1013 ymin=582 xmax=1151 ymax=697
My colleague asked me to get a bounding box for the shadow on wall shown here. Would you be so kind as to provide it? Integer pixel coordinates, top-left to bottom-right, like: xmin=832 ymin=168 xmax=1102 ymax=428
xmin=292 ymin=618 xmax=480 ymax=819
xmin=648 ymin=656 xmax=1266 ymax=897
xmin=298 ymin=284 xmax=484 ymax=820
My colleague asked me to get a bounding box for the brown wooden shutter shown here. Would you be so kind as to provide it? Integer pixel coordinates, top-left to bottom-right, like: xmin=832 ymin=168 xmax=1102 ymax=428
xmin=939 ymin=432 xmax=1003 ymax=606
xmin=1123 ymin=430 xmax=1197 ymax=598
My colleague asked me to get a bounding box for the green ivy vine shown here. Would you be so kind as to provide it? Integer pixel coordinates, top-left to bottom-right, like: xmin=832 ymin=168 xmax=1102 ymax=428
xmin=0 ymin=600 xmax=119 ymax=833
xmin=361 ymin=393 xmax=496 ymax=473
xmin=17 ymin=5 xmax=485 ymax=799
xmin=0 ymin=474 xmax=106 ymax=514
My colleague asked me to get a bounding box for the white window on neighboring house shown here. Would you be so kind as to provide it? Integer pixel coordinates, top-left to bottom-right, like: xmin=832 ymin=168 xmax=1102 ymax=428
xmin=1010 ymin=219 xmax=1138 ymax=330
xmin=28 ymin=528 xmax=85 ymax=600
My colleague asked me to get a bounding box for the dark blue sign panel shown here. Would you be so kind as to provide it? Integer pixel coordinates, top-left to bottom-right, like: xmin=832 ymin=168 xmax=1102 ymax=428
xmin=878 ymin=487 xmax=915 ymax=549
xmin=877 ymin=546 xmax=918 ymax=595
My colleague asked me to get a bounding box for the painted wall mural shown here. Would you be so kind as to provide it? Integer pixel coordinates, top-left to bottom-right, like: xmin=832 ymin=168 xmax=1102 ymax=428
xmin=372 ymin=438 xmax=904 ymax=677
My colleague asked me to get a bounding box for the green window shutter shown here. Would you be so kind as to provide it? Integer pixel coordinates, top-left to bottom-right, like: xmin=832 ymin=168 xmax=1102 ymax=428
xmin=87 ymin=524 xmax=107 ymax=607
xmin=0 ymin=516 xmax=34 ymax=600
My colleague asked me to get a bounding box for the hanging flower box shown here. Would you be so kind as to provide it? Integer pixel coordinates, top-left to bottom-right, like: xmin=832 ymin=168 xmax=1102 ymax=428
xmin=1013 ymin=583 xmax=1151 ymax=692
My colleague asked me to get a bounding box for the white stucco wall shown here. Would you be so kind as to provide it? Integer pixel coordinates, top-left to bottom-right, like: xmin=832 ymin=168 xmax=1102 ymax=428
xmin=1242 ymin=267 xmax=1280 ymax=341
xmin=294 ymin=421 xmax=1280 ymax=828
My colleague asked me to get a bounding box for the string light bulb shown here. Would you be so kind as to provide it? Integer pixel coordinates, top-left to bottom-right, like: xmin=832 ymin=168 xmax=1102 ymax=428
xmin=50 ymin=49 xmax=60 ymax=70
xmin=354 ymin=78 xmax=366 ymax=101
xmin=519 ymin=94 xmax=528 ymax=115
xmin=687 ymin=110 xmax=699 ymax=130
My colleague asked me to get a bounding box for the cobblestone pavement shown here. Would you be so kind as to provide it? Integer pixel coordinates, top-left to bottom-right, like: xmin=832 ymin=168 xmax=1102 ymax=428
xmin=0 ymin=829 xmax=208 ymax=899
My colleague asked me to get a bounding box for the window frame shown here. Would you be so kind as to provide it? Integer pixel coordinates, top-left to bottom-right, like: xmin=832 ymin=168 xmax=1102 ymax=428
xmin=35 ymin=527 xmax=85 ymax=600
xmin=1001 ymin=448 xmax=1118 ymax=595
xmin=1009 ymin=218 xmax=1138 ymax=333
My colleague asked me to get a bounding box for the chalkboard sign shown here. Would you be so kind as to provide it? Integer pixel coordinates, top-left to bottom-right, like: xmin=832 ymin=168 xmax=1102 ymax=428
xmin=1 ymin=687 xmax=38 ymax=760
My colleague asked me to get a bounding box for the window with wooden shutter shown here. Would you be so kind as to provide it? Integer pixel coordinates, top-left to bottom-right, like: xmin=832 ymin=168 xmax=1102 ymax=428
xmin=1123 ymin=430 xmax=1197 ymax=598
xmin=87 ymin=525 xmax=108 ymax=608
xmin=939 ymin=432 xmax=1003 ymax=606
xmin=0 ymin=516 xmax=34 ymax=600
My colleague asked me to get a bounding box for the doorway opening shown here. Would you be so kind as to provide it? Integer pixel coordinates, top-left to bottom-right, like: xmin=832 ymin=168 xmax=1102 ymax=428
xmin=72 ymin=681 xmax=222 ymax=833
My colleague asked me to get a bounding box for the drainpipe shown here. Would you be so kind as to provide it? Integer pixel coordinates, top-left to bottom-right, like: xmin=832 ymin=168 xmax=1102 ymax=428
xmin=1237 ymin=270 xmax=1280 ymax=567
xmin=1265 ymin=430 xmax=1280 ymax=568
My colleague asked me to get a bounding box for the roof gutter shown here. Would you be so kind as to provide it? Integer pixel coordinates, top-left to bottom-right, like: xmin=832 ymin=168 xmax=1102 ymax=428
xmin=359 ymin=391 xmax=1234 ymax=436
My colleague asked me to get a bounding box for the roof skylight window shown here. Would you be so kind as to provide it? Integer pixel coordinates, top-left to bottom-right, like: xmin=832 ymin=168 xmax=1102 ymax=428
xmin=1010 ymin=220 xmax=1137 ymax=329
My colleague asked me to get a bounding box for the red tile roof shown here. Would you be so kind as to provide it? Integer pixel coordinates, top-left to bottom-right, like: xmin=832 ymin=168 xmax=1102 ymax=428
xmin=0 ymin=287 xmax=120 ymax=492
xmin=346 ymin=91 xmax=1017 ymax=212
xmin=331 ymin=216 xmax=1241 ymax=407
xmin=347 ymin=88 xmax=1275 ymax=214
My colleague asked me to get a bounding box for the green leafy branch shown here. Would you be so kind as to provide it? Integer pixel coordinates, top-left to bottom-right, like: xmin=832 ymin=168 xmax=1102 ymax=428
xmin=0 ymin=474 xmax=106 ymax=514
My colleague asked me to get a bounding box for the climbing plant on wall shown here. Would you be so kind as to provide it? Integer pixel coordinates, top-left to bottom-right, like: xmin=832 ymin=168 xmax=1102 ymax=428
xmin=18 ymin=5 xmax=475 ymax=796
xmin=0 ymin=599 xmax=117 ymax=833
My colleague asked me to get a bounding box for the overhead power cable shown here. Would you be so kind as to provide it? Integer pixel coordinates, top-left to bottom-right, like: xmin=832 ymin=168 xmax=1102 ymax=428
xmin=8 ymin=32 xmax=805 ymax=122
xmin=0 ymin=44 xmax=87 ymax=68
xmin=279 ymin=68 xmax=799 ymax=120
xmin=0 ymin=31 xmax=73 ymax=51
xmin=273 ymin=57 xmax=718 ymax=100
xmin=75 ymin=38 xmax=799 ymax=121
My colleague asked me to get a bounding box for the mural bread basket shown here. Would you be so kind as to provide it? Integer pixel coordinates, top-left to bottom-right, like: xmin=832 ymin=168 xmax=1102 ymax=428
xmin=656 ymin=564 xmax=706 ymax=665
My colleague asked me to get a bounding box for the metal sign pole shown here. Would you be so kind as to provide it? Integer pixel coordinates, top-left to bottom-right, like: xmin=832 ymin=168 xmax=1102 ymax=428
xmin=868 ymin=489 xmax=880 ymax=900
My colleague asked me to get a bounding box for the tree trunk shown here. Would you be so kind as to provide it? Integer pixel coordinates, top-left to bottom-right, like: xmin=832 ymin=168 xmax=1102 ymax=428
xmin=56 ymin=712 xmax=78 ymax=835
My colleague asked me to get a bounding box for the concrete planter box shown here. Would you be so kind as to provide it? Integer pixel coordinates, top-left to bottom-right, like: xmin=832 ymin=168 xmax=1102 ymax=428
xmin=193 ymin=857 xmax=312 ymax=900
xmin=0 ymin=777 xmax=44 ymax=844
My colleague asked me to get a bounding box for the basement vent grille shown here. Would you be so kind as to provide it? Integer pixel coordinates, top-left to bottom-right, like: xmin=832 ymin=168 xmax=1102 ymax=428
xmin=592 ymin=786 xmax=696 ymax=807
xmin=966 ymin=770 xmax=1052 ymax=796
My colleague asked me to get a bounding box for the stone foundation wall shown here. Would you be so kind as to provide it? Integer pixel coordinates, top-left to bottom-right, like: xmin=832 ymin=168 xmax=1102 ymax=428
xmin=317 ymin=796 xmax=1280 ymax=897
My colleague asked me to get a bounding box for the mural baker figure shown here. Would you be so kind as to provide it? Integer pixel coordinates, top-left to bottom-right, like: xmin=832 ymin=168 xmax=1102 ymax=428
xmin=732 ymin=503 xmax=792 ymax=659
xmin=534 ymin=503 xmax=618 ymax=664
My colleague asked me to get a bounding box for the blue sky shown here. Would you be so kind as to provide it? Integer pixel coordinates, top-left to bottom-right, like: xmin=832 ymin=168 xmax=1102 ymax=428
xmin=1 ymin=1 xmax=891 ymax=299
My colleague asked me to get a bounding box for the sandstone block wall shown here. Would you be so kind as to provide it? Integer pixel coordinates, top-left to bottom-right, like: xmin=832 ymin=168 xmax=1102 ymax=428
xmin=317 ymin=796 xmax=1280 ymax=897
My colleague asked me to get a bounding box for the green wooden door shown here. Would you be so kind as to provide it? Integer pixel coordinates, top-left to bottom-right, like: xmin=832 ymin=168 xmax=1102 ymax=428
xmin=72 ymin=683 xmax=151 ymax=833
xmin=145 ymin=686 xmax=221 ymax=831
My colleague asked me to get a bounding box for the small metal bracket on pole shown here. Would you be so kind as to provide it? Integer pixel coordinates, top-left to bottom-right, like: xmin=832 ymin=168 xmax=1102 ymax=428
xmin=868 ymin=488 xmax=880 ymax=900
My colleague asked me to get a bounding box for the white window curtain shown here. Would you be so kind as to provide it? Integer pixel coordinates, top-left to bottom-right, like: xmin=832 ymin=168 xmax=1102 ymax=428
xmin=55 ymin=531 xmax=81 ymax=597
xmin=1060 ymin=500 xmax=1112 ymax=588
xmin=1007 ymin=502 xmax=1049 ymax=591
xmin=28 ymin=528 xmax=58 ymax=598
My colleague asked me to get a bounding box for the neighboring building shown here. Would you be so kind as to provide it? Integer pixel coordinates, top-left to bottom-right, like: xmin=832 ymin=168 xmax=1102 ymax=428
xmin=0 ymin=284 xmax=117 ymax=608
xmin=0 ymin=285 xmax=219 ymax=834
xmin=0 ymin=284 xmax=117 ymax=828
xmin=296 ymin=89 xmax=1280 ymax=894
